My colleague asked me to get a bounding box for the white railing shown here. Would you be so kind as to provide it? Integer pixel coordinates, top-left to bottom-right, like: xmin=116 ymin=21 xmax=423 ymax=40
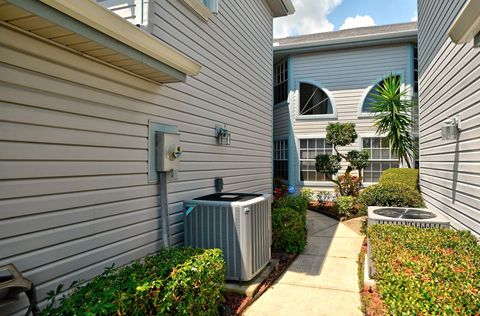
xmin=96 ymin=0 xmax=148 ymax=26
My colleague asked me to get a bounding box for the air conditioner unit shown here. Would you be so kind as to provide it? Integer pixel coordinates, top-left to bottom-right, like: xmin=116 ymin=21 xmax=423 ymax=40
xmin=367 ymin=206 xmax=450 ymax=228
xmin=184 ymin=193 xmax=271 ymax=281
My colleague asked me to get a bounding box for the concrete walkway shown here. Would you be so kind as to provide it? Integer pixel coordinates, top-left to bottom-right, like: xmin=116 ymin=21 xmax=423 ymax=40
xmin=244 ymin=211 xmax=364 ymax=316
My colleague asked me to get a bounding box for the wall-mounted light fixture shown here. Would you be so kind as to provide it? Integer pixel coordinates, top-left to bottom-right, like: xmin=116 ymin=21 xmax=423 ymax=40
xmin=215 ymin=124 xmax=231 ymax=146
xmin=441 ymin=116 xmax=460 ymax=141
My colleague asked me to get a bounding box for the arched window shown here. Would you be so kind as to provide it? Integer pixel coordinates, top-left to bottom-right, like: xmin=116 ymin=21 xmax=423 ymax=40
xmin=299 ymin=82 xmax=333 ymax=116
xmin=361 ymin=75 xmax=401 ymax=113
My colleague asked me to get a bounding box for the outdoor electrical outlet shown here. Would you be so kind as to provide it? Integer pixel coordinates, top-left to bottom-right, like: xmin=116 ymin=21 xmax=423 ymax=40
xmin=168 ymin=170 xmax=179 ymax=181
xmin=215 ymin=177 xmax=223 ymax=192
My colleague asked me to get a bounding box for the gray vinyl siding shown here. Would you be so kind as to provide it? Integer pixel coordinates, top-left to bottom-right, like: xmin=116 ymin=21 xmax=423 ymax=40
xmin=273 ymin=104 xmax=289 ymax=137
xmin=418 ymin=0 xmax=480 ymax=236
xmin=283 ymin=44 xmax=410 ymax=187
xmin=0 ymin=0 xmax=274 ymax=314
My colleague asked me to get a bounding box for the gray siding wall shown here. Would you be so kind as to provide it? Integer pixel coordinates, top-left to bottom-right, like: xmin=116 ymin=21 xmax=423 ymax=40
xmin=285 ymin=44 xmax=410 ymax=187
xmin=273 ymin=103 xmax=289 ymax=137
xmin=418 ymin=0 xmax=480 ymax=236
xmin=0 ymin=0 xmax=273 ymax=314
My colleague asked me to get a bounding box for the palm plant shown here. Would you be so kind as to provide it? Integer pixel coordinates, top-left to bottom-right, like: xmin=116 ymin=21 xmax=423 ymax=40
xmin=369 ymin=74 xmax=415 ymax=168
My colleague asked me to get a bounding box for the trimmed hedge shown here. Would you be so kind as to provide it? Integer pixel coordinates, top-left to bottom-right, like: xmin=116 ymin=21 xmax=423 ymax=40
xmin=272 ymin=195 xmax=308 ymax=254
xmin=368 ymin=225 xmax=480 ymax=315
xmin=379 ymin=168 xmax=419 ymax=191
xmin=359 ymin=182 xmax=424 ymax=208
xmin=41 ymin=248 xmax=225 ymax=316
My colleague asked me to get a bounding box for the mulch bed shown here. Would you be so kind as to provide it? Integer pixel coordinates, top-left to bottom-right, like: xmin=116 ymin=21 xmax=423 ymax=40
xmin=308 ymin=201 xmax=342 ymax=220
xmin=221 ymin=252 xmax=297 ymax=316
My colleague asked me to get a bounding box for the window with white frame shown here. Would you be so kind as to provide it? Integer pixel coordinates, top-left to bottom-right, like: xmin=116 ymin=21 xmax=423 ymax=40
xmin=202 ymin=0 xmax=218 ymax=12
xmin=299 ymin=138 xmax=333 ymax=182
xmin=274 ymin=59 xmax=288 ymax=104
xmin=362 ymin=137 xmax=399 ymax=182
xmin=361 ymin=75 xmax=401 ymax=113
xmin=299 ymin=82 xmax=333 ymax=116
xmin=413 ymin=45 xmax=418 ymax=94
xmin=274 ymin=139 xmax=288 ymax=180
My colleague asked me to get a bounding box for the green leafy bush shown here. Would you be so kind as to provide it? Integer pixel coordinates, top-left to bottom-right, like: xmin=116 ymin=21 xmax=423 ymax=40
xmin=368 ymin=225 xmax=480 ymax=315
xmin=300 ymin=188 xmax=315 ymax=202
xmin=379 ymin=168 xmax=419 ymax=191
xmin=273 ymin=194 xmax=309 ymax=215
xmin=337 ymin=196 xmax=367 ymax=218
xmin=272 ymin=195 xmax=308 ymax=254
xmin=359 ymin=182 xmax=424 ymax=208
xmin=272 ymin=207 xmax=307 ymax=254
xmin=41 ymin=248 xmax=225 ymax=316
xmin=337 ymin=196 xmax=355 ymax=217
xmin=315 ymin=122 xmax=370 ymax=195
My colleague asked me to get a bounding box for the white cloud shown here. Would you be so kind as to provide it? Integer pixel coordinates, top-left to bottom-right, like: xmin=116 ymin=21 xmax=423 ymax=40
xmin=339 ymin=15 xmax=376 ymax=30
xmin=273 ymin=0 xmax=343 ymax=38
xmin=411 ymin=10 xmax=418 ymax=22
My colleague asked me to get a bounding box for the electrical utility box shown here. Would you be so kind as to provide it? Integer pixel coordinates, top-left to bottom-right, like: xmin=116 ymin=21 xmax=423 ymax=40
xmin=156 ymin=132 xmax=182 ymax=172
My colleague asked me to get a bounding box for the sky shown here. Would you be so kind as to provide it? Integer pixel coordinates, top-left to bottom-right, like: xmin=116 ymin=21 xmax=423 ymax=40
xmin=274 ymin=0 xmax=418 ymax=38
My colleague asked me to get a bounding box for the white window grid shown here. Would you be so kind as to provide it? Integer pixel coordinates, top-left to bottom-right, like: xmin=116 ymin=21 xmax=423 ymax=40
xmin=274 ymin=139 xmax=288 ymax=161
xmin=274 ymin=59 xmax=288 ymax=86
xmin=413 ymin=44 xmax=418 ymax=94
xmin=362 ymin=137 xmax=399 ymax=182
xmin=299 ymin=138 xmax=333 ymax=182
xmin=274 ymin=59 xmax=288 ymax=104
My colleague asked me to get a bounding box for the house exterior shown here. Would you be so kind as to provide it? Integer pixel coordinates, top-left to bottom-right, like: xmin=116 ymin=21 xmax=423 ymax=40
xmin=272 ymin=22 xmax=418 ymax=190
xmin=417 ymin=0 xmax=480 ymax=237
xmin=0 ymin=0 xmax=294 ymax=313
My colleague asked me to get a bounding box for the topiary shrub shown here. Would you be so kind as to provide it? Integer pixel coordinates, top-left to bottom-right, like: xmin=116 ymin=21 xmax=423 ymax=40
xmin=315 ymin=122 xmax=370 ymax=195
xmin=368 ymin=225 xmax=480 ymax=315
xmin=379 ymin=168 xmax=419 ymax=191
xmin=272 ymin=207 xmax=307 ymax=254
xmin=359 ymin=182 xmax=424 ymax=208
xmin=41 ymin=248 xmax=225 ymax=316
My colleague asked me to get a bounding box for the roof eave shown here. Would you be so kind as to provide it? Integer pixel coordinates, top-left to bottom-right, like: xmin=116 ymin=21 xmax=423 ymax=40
xmin=4 ymin=0 xmax=201 ymax=84
xmin=448 ymin=0 xmax=480 ymax=44
xmin=266 ymin=0 xmax=295 ymax=18
xmin=274 ymin=29 xmax=418 ymax=54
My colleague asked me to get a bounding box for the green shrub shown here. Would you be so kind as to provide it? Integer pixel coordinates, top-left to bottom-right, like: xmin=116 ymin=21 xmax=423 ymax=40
xmin=273 ymin=194 xmax=309 ymax=217
xmin=271 ymin=195 xmax=309 ymax=253
xmin=300 ymin=188 xmax=315 ymax=202
xmin=337 ymin=196 xmax=367 ymax=218
xmin=41 ymin=248 xmax=225 ymax=316
xmin=379 ymin=168 xmax=419 ymax=191
xmin=272 ymin=207 xmax=307 ymax=254
xmin=359 ymin=182 xmax=424 ymax=208
xmin=368 ymin=225 xmax=480 ymax=315
xmin=337 ymin=196 xmax=355 ymax=217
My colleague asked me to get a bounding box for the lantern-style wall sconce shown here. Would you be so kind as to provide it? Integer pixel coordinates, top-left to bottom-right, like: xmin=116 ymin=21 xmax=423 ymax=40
xmin=215 ymin=124 xmax=231 ymax=146
xmin=441 ymin=116 xmax=460 ymax=141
